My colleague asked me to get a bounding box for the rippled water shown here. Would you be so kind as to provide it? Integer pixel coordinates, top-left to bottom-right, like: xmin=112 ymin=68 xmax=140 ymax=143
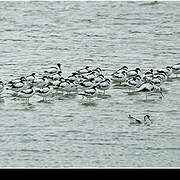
xmin=0 ymin=1 xmax=180 ymax=167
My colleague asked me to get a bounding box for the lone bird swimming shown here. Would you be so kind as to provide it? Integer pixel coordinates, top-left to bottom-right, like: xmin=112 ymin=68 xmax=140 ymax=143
xmin=128 ymin=115 xmax=142 ymax=124
xmin=143 ymin=114 xmax=152 ymax=126
xmin=128 ymin=114 xmax=152 ymax=125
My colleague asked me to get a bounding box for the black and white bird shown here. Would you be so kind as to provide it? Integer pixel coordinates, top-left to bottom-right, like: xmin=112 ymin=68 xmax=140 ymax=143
xmin=31 ymin=76 xmax=49 ymax=88
xmin=76 ymin=66 xmax=91 ymax=75
xmin=35 ymin=85 xmax=53 ymax=101
xmin=123 ymin=75 xmax=142 ymax=91
xmin=17 ymin=86 xmax=35 ymax=103
xmin=127 ymin=68 xmax=141 ymax=78
xmin=68 ymin=72 xmax=80 ymax=83
xmin=172 ymin=63 xmax=180 ymax=77
xmin=128 ymin=114 xmax=152 ymax=125
xmin=48 ymin=71 xmax=62 ymax=81
xmin=94 ymin=74 xmax=105 ymax=86
xmin=151 ymin=76 xmax=163 ymax=86
xmin=112 ymin=66 xmax=128 ymax=75
xmin=25 ymin=72 xmax=36 ymax=85
xmin=44 ymin=63 xmax=62 ymax=74
xmin=144 ymin=69 xmax=154 ymax=77
xmin=78 ymin=86 xmax=97 ymax=99
xmin=97 ymin=78 xmax=111 ymax=94
xmin=81 ymin=71 xmax=96 ymax=81
xmin=0 ymin=81 xmax=4 ymax=94
xmin=153 ymin=72 xmax=167 ymax=82
xmin=111 ymin=71 xmax=127 ymax=84
xmin=128 ymin=115 xmax=142 ymax=124
xmin=48 ymin=80 xmax=62 ymax=91
xmin=157 ymin=66 xmax=172 ymax=77
xmin=78 ymin=78 xmax=95 ymax=90
xmin=142 ymin=69 xmax=154 ymax=82
xmin=58 ymin=79 xmax=77 ymax=93
xmin=58 ymin=79 xmax=71 ymax=92
xmin=134 ymin=81 xmax=163 ymax=100
xmin=7 ymin=79 xmax=28 ymax=92
xmin=92 ymin=67 xmax=102 ymax=76
xmin=143 ymin=115 xmax=152 ymax=126
xmin=7 ymin=76 xmax=26 ymax=86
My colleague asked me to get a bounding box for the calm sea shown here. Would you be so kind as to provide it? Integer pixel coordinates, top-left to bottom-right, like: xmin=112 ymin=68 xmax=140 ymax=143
xmin=0 ymin=1 xmax=180 ymax=167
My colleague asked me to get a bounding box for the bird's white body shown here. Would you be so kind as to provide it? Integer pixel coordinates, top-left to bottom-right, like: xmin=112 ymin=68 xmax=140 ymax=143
xmin=172 ymin=63 xmax=180 ymax=75
xmin=127 ymin=68 xmax=141 ymax=77
xmin=77 ymin=66 xmax=90 ymax=74
xmin=48 ymin=72 xmax=62 ymax=81
xmin=8 ymin=81 xmax=28 ymax=92
xmin=79 ymin=87 xmax=97 ymax=98
xmin=36 ymin=86 xmax=53 ymax=101
xmin=18 ymin=86 xmax=35 ymax=103
xmin=94 ymin=75 xmax=105 ymax=86
xmin=32 ymin=76 xmax=49 ymax=88
xmin=128 ymin=115 xmax=142 ymax=124
xmin=44 ymin=63 xmax=61 ymax=74
xmin=128 ymin=115 xmax=151 ymax=125
xmin=59 ymin=81 xmax=77 ymax=93
xmin=78 ymin=79 xmax=95 ymax=90
xmin=97 ymin=79 xmax=111 ymax=91
xmin=111 ymin=71 xmax=127 ymax=83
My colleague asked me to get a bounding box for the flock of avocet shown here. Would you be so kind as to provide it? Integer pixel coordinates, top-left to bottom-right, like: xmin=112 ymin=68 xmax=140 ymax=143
xmin=0 ymin=62 xmax=180 ymax=120
xmin=0 ymin=62 xmax=180 ymax=101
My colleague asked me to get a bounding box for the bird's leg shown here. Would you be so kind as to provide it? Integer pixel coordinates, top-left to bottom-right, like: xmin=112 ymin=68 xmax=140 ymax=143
xmin=103 ymin=90 xmax=105 ymax=95
xmin=160 ymin=91 xmax=164 ymax=98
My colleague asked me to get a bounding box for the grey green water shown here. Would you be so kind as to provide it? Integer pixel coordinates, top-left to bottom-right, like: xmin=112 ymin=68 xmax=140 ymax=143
xmin=0 ymin=1 xmax=180 ymax=167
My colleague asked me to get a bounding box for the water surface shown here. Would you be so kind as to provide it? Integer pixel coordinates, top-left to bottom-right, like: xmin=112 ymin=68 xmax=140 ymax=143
xmin=0 ymin=1 xmax=180 ymax=167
